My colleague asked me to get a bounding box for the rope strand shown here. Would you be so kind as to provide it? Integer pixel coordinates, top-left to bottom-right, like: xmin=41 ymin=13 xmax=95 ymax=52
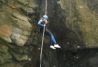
xmin=45 ymin=0 xmax=48 ymax=15
xmin=40 ymin=25 xmax=46 ymax=67
xmin=40 ymin=0 xmax=48 ymax=67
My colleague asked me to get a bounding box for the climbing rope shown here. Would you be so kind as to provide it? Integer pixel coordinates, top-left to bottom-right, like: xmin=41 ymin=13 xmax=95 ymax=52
xmin=40 ymin=0 xmax=48 ymax=67
xmin=45 ymin=0 xmax=48 ymax=15
xmin=40 ymin=25 xmax=46 ymax=67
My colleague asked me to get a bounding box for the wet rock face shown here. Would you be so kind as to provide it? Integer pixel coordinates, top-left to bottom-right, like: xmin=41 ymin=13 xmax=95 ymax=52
xmin=0 ymin=0 xmax=34 ymax=46
xmin=0 ymin=0 xmax=39 ymax=67
xmin=11 ymin=13 xmax=32 ymax=46
xmin=59 ymin=0 xmax=98 ymax=48
xmin=87 ymin=0 xmax=98 ymax=14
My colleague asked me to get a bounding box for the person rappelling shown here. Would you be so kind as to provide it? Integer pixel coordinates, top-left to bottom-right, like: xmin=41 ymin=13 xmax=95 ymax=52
xmin=38 ymin=0 xmax=61 ymax=67
xmin=37 ymin=14 xmax=61 ymax=49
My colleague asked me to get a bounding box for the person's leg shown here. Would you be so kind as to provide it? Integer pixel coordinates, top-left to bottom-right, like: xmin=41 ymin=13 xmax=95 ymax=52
xmin=45 ymin=28 xmax=61 ymax=49
xmin=45 ymin=28 xmax=56 ymax=49
xmin=45 ymin=28 xmax=57 ymax=45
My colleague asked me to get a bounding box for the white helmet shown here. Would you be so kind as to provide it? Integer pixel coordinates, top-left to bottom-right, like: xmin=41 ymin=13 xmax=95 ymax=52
xmin=43 ymin=15 xmax=48 ymax=19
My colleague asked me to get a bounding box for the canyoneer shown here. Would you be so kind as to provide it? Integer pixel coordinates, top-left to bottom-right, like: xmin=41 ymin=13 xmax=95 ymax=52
xmin=37 ymin=14 xmax=61 ymax=49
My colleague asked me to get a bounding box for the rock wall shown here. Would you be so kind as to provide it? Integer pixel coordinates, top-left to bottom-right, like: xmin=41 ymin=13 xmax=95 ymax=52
xmin=59 ymin=0 xmax=98 ymax=48
xmin=0 ymin=0 xmax=98 ymax=67
xmin=0 ymin=0 xmax=39 ymax=67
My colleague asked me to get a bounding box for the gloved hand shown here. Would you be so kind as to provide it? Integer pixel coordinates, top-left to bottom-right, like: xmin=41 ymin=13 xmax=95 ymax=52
xmin=44 ymin=20 xmax=48 ymax=25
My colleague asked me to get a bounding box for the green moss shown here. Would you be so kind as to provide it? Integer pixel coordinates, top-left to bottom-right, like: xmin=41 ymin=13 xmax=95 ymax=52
xmin=0 ymin=38 xmax=12 ymax=64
